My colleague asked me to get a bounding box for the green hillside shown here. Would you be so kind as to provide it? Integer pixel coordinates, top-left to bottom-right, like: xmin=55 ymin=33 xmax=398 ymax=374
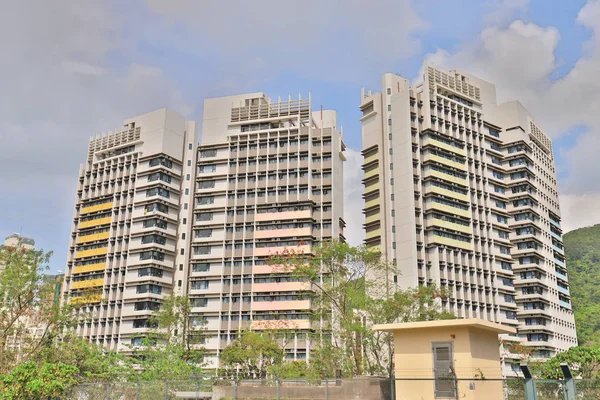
xmin=564 ymin=224 xmax=600 ymax=345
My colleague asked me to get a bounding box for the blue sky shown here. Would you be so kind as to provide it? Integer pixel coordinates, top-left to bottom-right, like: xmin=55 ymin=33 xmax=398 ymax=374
xmin=1 ymin=0 xmax=600 ymax=273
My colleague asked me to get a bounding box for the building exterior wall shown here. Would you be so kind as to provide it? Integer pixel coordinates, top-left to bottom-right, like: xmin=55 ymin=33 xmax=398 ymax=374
xmin=62 ymin=108 xmax=197 ymax=352
xmin=361 ymin=64 xmax=577 ymax=362
xmin=393 ymin=326 xmax=504 ymax=400
xmin=193 ymin=93 xmax=346 ymax=368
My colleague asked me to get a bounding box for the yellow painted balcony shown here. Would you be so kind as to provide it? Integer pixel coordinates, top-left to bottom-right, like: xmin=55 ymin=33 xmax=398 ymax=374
xmin=366 ymin=228 xmax=382 ymax=239
xmin=431 ymin=235 xmax=473 ymax=250
xmin=365 ymin=213 xmax=380 ymax=225
xmin=81 ymin=202 xmax=113 ymax=215
xmin=364 ymin=152 xmax=379 ymax=165
xmin=429 ymin=185 xmax=469 ymax=202
xmin=71 ymin=278 xmax=104 ymax=290
xmin=430 ymin=170 xmax=467 ymax=186
xmin=364 ymin=168 xmax=379 ymax=180
xmin=255 ymin=210 xmax=311 ymax=222
xmin=80 ymin=217 xmax=112 ymax=229
xmin=77 ymin=231 xmax=110 ymax=244
xmin=424 ymin=138 xmax=467 ymax=156
xmin=75 ymin=246 xmax=108 ymax=259
xmin=430 ymin=202 xmax=470 ymax=218
xmin=428 ymin=154 xmax=466 ymax=171
xmin=364 ymin=181 xmax=379 ymax=195
xmin=364 ymin=197 xmax=380 ymax=210
xmin=70 ymin=293 xmax=103 ymax=305
xmin=429 ymin=219 xmax=472 ymax=234
xmin=73 ymin=263 xmax=106 ymax=274
xmin=253 ymin=282 xmax=310 ymax=293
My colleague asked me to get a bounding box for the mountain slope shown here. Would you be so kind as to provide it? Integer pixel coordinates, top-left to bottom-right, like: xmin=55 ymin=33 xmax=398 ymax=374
xmin=564 ymin=224 xmax=600 ymax=345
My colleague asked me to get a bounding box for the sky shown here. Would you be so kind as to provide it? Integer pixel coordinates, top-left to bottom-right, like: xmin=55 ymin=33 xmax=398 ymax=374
xmin=1 ymin=0 xmax=600 ymax=273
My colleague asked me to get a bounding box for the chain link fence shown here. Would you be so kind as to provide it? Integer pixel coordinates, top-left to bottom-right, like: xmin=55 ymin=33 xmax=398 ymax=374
xmin=61 ymin=377 xmax=600 ymax=399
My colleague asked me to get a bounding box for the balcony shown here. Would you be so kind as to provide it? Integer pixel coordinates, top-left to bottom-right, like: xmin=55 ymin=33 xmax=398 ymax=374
xmin=77 ymin=231 xmax=110 ymax=244
xmin=429 ymin=185 xmax=469 ymax=202
xmin=81 ymin=202 xmax=113 ymax=215
xmin=364 ymin=197 xmax=380 ymax=210
xmin=365 ymin=213 xmax=380 ymax=225
xmin=73 ymin=262 xmax=106 ymax=274
xmin=364 ymin=168 xmax=379 ymax=180
xmin=428 ymin=218 xmax=472 ymax=234
xmin=430 ymin=235 xmax=472 ymax=251
xmin=80 ymin=217 xmax=112 ymax=229
xmin=75 ymin=247 xmax=108 ymax=259
xmin=552 ymin=245 xmax=565 ymax=255
xmin=429 ymin=202 xmax=470 ymax=218
xmin=427 ymin=169 xmax=468 ymax=187
xmin=557 ymin=286 xmax=570 ymax=296
xmin=554 ymin=258 xmax=565 ymax=268
xmin=70 ymin=293 xmax=103 ymax=305
xmin=252 ymin=300 xmax=311 ymax=311
xmin=426 ymin=154 xmax=466 ymax=171
xmin=559 ymin=300 xmax=571 ymax=309
xmin=556 ymin=269 xmax=568 ymax=280
xmin=251 ymin=319 xmax=311 ymax=330
xmin=550 ymin=231 xmax=562 ymax=241
xmin=71 ymin=278 xmax=105 ymax=289
xmin=423 ymin=137 xmax=466 ymax=156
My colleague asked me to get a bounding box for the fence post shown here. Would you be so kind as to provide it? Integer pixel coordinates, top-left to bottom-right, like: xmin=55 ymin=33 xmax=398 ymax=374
xmin=325 ymin=378 xmax=329 ymax=400
xmin=560 ymin=363 xmax=576 ymax=400
xmin=196 ymin=378 xmax=200 ymax=400
xmin=390 ymin=375 xmax=395 ymax=400
xmin=136 ymin=381 xmax=139 ymax=400
xmin=164 ymin=381 xmax=168 ymax=400
xmin=234 ymin=380 xmax=238 ymax=400
xmin=520 ymin=364 xmax=538 ymax=400
xmin=276 ymin=378 xmax=281 ymax=400
xmin=106 ymin=383 xmax=111 ymax=400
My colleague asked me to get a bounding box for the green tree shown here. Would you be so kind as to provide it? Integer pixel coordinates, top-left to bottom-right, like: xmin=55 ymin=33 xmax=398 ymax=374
xmin=0 ymin=239 xmax=72 ymax=372
xmin=539 ymin=345 xmax=600 ymax=379
xmin=270 ymin=241 xmax=454 ymax=377
xmin=130 ymin=294 xmax=205 ymax=381
xmin=564 ymin=224 xmax=600 ymax=345
xmin=220 ymin=331 xmax=283 ymax=378
xmin=34 ymin=334 xmax=132 ymax=382
xmin=0 ymin=361 xmax=78 ymax=399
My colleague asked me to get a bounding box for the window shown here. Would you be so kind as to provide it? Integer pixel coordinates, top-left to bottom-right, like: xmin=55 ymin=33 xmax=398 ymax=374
xmin=149 ymin=157 xmax=172 ymax=168
xmin=192 ymin=298 xmax=208 ymax=307
xmin=386 ymin=88 xmax=391 ymax=95
xmin=143 ymin=219 xmax=167 ymax=229
xmin=198 ymin=196 xmax=214 ymax=205
xmin=136 ymin=284 xmax=162 ymax=295
xmin=145 ymin=203 xmax=168 ymax=214
xmin=147 ymin=172 xmax=171 ymax=183
xmin=194 ymin=246 xmax=211 ymax=255
xmin=189 ymin=143 xmax=193 ymax=150
xmin=187 ymin=160 xmax=192 ymax=166
xmin=139 ymin=251 xmax=165 ymax=261
xmin=199 ymin=165 xmax=216 ymax=173
xmin=197 ymin=213 xmax=213 ymax=221
xmin=433 ymin=342 xmax=456 ymax=398
xmin=192 ymin=263 xmax=210 ymax=272
xmin=199 ymin=180 xmax=215 ymax=189
xmin=388 ymin=105 xmax=391 ymax=111
xmin=200 ymin=149 xmax=217 ymax=158
xmin=138 ymin=267 xmax=163 ymax=278
xmin=134 ymin=301 xmax=160 ymax=311
xmin=141 ymin=234 xmax=166 ymax=245
xmin=146 ymin=188 xmax=169 ymax=198
xmin=195 ymin=229 xmax=212 ymax=238
xmin=191 ymin=281 xmax=209 ymax=290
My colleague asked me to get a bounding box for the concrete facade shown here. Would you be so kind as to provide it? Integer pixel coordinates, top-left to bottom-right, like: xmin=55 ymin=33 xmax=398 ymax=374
xmin=360 ymin=65 xmax=577 ymax=365
xmin=62 ymin=108 xmax=197 ymax=352
xmin=193 ymin=93 xmax=346 ymax=368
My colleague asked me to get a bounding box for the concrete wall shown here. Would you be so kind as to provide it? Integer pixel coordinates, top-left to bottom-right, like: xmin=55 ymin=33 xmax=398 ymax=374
xmin=212 ymin=379 xmax=392 ymax=400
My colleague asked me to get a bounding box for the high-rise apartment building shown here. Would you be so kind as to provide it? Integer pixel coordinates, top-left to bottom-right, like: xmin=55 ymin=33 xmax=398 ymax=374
xmin=62 ymin=95 xmax=345 ymax=367
xmin=192 ymin=93 xmax=346 ymax=367
xmin=360 ymin=64 xmax=576 ymax=360
xmin=62 ymin=109 xmax=197 ymax=351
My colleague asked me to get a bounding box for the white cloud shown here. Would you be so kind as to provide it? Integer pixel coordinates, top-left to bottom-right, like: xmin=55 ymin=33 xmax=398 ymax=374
xmin=343 ymin=148 xmax=366 ymax=246
xmin=424 ymin=0 xmax=600 ymax=231
xmin=144 ymin=0 xmax=426 ymax=83
xmin=559 ymin=194 xmax=600 ymax=233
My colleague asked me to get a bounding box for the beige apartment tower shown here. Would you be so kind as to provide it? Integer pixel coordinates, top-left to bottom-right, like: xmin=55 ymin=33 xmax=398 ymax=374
xmin=360 ymin=65 xmax=576 ymax=366
xmin=63 ymin=109 xmax=197 ymax=351
xmin=192 ymin=93 xmax=346 ymax=367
